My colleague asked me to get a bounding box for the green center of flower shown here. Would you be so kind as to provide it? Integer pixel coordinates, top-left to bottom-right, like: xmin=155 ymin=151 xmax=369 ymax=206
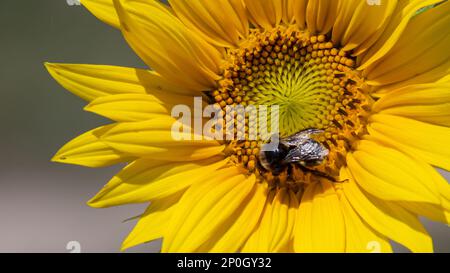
xmin=211 ymin=26 xmax=373 ymax=190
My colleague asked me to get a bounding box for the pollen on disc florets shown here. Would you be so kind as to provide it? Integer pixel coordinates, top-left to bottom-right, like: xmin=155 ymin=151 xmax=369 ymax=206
xmin=209 ymin=26 xmax=373 ymax=191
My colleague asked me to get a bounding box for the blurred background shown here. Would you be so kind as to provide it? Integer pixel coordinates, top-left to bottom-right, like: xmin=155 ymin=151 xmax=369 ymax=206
xmin=0 ymin=0 xmax=448 ymax=252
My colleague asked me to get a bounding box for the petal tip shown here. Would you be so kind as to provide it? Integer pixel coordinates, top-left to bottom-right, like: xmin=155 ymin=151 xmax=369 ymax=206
xmin=86 ymin=197 xmax=103 ymax=208
xmin=83 ymin=103 xmax=95 ymax=113
xmin=50 ymin=154 xmax=64 ymax=164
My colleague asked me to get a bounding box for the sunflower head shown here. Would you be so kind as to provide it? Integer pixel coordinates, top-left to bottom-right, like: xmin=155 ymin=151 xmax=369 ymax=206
xmin=214 ymin=26 xmax=373 ymax=188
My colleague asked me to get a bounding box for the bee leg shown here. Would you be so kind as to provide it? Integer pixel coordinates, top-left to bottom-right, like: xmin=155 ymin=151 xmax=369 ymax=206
xmin=298 ymin=165 xmax=341 ymax=183
xmin=336 ymin=178 xmax=349 ymax=183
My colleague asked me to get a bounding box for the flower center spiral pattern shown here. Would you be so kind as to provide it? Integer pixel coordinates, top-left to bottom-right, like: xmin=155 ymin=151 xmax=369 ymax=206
xmin=210 ymin=27 xmax=373 ymax=190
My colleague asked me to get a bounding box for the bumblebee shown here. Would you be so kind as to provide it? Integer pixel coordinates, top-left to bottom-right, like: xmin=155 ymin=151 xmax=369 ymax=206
xmin=259 ymin=129 xmax=338 ymax=182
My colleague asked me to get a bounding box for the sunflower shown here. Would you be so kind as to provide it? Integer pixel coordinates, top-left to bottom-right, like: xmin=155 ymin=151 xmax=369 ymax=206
xmin=46 ymin=0 xmax=450 ymax=253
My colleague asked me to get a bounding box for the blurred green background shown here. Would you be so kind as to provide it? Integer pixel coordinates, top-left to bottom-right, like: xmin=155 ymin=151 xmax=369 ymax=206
xmin=0 ymin=0 xmax=448 ymax=252
xmin=0 ymin=0 xmax=157 ymax=252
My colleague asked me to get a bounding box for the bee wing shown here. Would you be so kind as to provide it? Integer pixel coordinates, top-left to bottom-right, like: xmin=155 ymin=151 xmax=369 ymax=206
xmin=282 ymin=140 xmax=329 ymax=164
xmin=281 ymin=129 xmax=324 ymax=147
xmin=301 ymin=128 xmax=325 ymax=136
xmin=282 ymin=147 xmax=307 ymax=164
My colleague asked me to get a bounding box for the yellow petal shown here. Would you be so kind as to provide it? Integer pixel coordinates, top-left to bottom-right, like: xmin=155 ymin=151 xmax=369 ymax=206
xmin=241 ymin=188 xmax=298 ymax=253
xmin=162 ymin=169 xmax=254 ymax=252
xmin=373 ymin=82 xmax=450 ymax=126
xmin=283 ymin=0 xmax=307 ymax=27
xmin=437 ymin=74 xmax=450 ymax=83
xmin=88 ymin=156 xmax=228 ymax=208
xmin=332 ymin=0 xmax=398 ymax=53
xmin=420 ymin=159 xmax=450 ymax=215
xmin=341 ymin=168 xmax=433 ymax=253
xmin=359 ymin=0 xmax=447 ymax=72
xmin=339 ymin=191 xmax=392 ymax=253
xmin=81 ymin=0 xmax=120 ymax=28
xmin=364 ymin=1 xmax=450 ymax=86
xmin=306 ymin=0 xmax=339 ymax=35
xmin=430 ymin=168 xmax=450 ymax=211
xmin=240 ymin=190 xmax=275 ymax=253
xmin=373 ymin=59 xmax=450 ymax=95
xmin=209 ymin=183 xmax=268 ymax=253
xmin=169 ymin=0 xmax=248 ymax=47
xmin=331 ymin=0 xmax=359 ymax=45
xmin=85 ymin=93 xmax=193 ymax=122
xmin=294 ymin=181 xmax=345 ymax=252
xmin=368 ymin=114 xmax=450 ymax=171
xmin=400 ymin=201 xmax=450 ymax=225
xmin=113 ymin=0 xmax=222 ymax=91
xmin=45 ymin=63 xmax=196 ymax=102
xmin=52 ymin=125 xmax=131 ymax=167
xmin=243 ymin=0 xmax=283 ymax=29
xmin=100 ymin=116 xmax=225 ymax=160
xmin=355 ymin=141 xmax=450 ymax=224
xmin=121 ymin=193 xmax=181 ymax=251
xmin=269 ymin=189 xmax=298 ymax=252
xmin=347 ymin=140 xmax=441 ymax=205
xmin=374 ymin=83 xmax=450 ymax=109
